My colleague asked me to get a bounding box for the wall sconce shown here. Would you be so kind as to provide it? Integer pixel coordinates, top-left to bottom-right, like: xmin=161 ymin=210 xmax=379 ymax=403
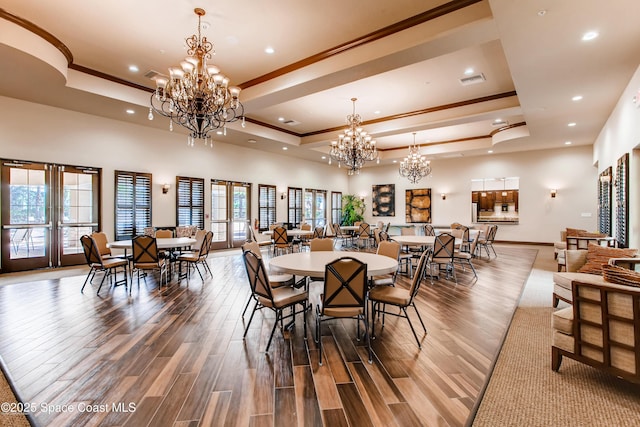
xmin=280 ymin=192 xmax=287 ymax=200
xmin=550 ymin=189 xmax=557 ymax=198
xmin=162 ymin=183 xmax=171 ymax=194
xmin=441 ymin=193 xmax=446 ymax=200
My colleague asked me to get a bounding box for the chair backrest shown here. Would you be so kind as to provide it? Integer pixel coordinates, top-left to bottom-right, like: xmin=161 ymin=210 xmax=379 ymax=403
xmin=488 ymin=225 xmax=498 ymax=242
xmin=468 ymin=231 xmax=480 ymax=254
xmin=377 ymin=240 xmax=401 ymax=260
xmin=451 ymin=222 xmax=462 ymax=229
xmin=322 ymin=257 xmax=368 ymax=313
xmin=273 ymin=226 xmax=289 ymax=246
xmin=354 ymin=221 xmax=362 ymax=227
xmin=313 ymin=226 xmax=325 ymax=238
xmin=378 ymin=231 xmax=390 ymax=242
xmin=242 ymin=250 xmax=274 ymax=302
xmin=433 ymin=232 xmax=455 ymax=260
xmin=384 ymin=222 xmax=391 ymax=232
xmin=373 ymin=228 xmax=382 ymax=245
xmin=376 ymin=221 xmax=384 ymax=230
xmin=132 ymin=235 xmax=160 ymax=265
xmin=80 ymin=235 xmax=103 ymax=266
xmin=458 ymin=225 xmax=470 ymax=242
xmin=332 ymin=223 xmax=344 ymax=237
xmin=300 ymin=223 xmax=312 ymax=231
xmin=325 ymin=222 xmax=335 ymax=237
xmin=199 ymin=231 xmax=213 ymax=257
xmin=91 ymin=231 xmax=111 ymax=257
xmin=155 ymin=229 xmax=173 ymax=238
xmin=450 ymin=228 xmax=464 ymax=240
xmin=408 ymin=249 xmax=430 ymax=300
xmin=310 ymin=238 xmax=334 ymax=251
xmin=401 ymin=227 xmax=416 ymax=236
xmin=423 ymin=224 xmax=435 ymax=236
xmin=358 ymin=223 xmax=371 ymax=238
xmin=143 ymin=227 xmax=155 ymax=237
xmin=242 ymin=240 xmax=261 ymax=257
xmin=192 ymin=229 xmax=208 ymax=251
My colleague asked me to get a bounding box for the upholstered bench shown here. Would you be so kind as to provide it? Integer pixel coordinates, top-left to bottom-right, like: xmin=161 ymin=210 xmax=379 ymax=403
xmin=553 ymin=245 xmax=638 ymax=307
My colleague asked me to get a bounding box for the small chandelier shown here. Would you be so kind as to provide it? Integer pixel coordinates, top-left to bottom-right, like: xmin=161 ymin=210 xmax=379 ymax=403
xmin=148 ymin=8 xmax=245 ymax=147
xmin=399 ymin=132 xmax=431 ymax=183
xmin=329 ymin=98 xmax=379 ymax=175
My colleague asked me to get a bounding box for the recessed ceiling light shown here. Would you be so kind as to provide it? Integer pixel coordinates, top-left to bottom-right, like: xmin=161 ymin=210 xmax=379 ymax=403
xmin=568 ymin=122 xmax=577 ymax=127
xmin=217 ymin=131 xmax=223 ymax=135
xmin=572 ymin=95 xmax=583 ymax=101
xmin=373 ymin=110 xmax=381 ymax=115
xmin=282 ymin=147 xmax=288 ymax=150
xmin=321 ymin=156 xmax=326 ymax=160
xmin=488 ymin=150 xmax=493 ymax=154
xmin=265 ymin=47 xmax=275 ymax=54
xmin=125 ymin=109 xmax=135 ymax=114
xmin=128 ymin=65 xmax=139 ymax=72
xmin=278 ymin=117 xmax=285 ymax=122
xmin=582 ymin=31 xmax=599 ymax=41
xmin=537 ymin=9 xmax=547 ymax=16
xmin=565 ymin=141 xmax=572 ymax=145
xmin=464 ymin=67 xmax=474 ymax=75
xmin=248 ymin=139 xmax=257 ymax=144
xmin=392 ymin=160 xmax=398 ymax=163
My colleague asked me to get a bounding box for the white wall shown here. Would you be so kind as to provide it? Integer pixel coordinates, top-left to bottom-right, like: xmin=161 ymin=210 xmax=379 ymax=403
xmin=0 ymin=96 xmax=349 ymax=240
xmin=0 ymin=95 xmax=603 ymax=245
xmin=593 ymin=65 xmax=640 ymax=249
xmin=349 ymin=145 xmax=597 ymax=243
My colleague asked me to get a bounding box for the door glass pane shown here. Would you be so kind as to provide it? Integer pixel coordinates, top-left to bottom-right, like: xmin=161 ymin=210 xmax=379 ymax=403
xmin=211 ymin=183 xmax=227 ymax=242
xmin=10 ymin=227 xmax=46 ymax=259
xmin=63 ymin=171 xmax=93 ymax=224
xmin=61 ymin=226 xmax=93 ymax=255
xmin=10 ymin=168 xmax=47 ymax=224
xmin=232 ymin=186 xmax=248 ymax=241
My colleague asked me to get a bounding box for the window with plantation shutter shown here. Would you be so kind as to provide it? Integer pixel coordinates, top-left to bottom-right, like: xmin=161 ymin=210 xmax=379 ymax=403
xmin=288 ymin=187 xmax=302 ymax=227
xmin=258 ymin=185 xmax=276 ymax=231
xmin=115 ymin=171 xmax=151 ymax=240
xmin=304 ymin=188 xmax=327 ymax=228
xmin=177 ymin=176 xmax=205 ymax=229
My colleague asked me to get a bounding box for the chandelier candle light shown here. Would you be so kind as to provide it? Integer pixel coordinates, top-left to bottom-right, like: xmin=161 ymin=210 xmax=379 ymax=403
xmin=399 ymin=132 xmax=431 ymax=183
xmin=329 ymin=98 xmax=379 ymax=175
xmin=149 ymin=8 xmax=244 ymax=147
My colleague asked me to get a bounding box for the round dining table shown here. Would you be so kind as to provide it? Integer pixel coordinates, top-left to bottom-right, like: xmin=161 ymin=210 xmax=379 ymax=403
xmin=391 ymin=235 xmax=461 ymax=247
xmin=108 ymin=237 xmax=197 ymax=256
xmin=262 ymin=229 xmax=314 ymax=237
xmin=268 ymin=251 xmax=397 ymax=278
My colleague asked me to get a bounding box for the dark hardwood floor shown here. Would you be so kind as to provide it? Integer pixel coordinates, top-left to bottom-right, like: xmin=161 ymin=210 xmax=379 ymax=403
xmin=0 ymin=244 xmax=538 ymax=426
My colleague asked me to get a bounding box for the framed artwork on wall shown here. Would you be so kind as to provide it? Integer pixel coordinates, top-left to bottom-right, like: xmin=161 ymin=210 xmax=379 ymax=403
xmin=406 ymin=188 xmax=431 ymax=223
xmin=372 ymin=184 xmax=395 ymax=216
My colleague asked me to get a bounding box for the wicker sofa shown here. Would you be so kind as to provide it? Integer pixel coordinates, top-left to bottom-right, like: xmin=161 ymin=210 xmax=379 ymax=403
xmin=552 ymin=278 xmax=640 ymax=384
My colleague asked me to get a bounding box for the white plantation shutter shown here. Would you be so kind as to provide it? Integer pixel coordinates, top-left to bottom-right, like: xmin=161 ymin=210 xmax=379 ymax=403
xmin=115 ymin=171 xmax=151 ymax=240
xmin=258 ymin=185 xmax=276 ymax=231
xmin=177 ymin=176 xmax=205 ymax=229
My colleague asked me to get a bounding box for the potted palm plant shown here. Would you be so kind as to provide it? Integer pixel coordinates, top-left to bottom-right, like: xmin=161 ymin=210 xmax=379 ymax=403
xmin=341 ymin=194 xmax=365 ymax=226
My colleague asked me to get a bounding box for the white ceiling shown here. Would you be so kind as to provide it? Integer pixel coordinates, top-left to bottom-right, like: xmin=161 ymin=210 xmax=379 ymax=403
xmin=1 ymin=0 xmax=639 ymax=167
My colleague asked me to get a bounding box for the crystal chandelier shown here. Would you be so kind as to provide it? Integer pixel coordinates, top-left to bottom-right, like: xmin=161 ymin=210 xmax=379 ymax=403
xmin=148 ymin=8 xmax=244 ymax=147
xmin=329 ymin=98 xmax=379 ymax=175
xmin=399 ymin=132 xmax=431 ymax=183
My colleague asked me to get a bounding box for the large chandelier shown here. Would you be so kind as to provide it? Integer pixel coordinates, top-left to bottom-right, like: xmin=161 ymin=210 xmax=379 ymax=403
xmin=399 ymin=132 xmax=431 ymax=183
xmin=329 ymin=98 xmax=379 ymax=175
xmin=148 ymin=8 xmax=244 ymax=147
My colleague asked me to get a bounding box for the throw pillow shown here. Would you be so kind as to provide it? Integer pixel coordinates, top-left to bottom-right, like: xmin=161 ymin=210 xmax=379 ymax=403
xmin=602 ymin=264 xmax=640 ymax=288
xmin=577 ymin=244 xmax=638 ymax=275
xmin=566 ymin=227 xmax=587 ymax=237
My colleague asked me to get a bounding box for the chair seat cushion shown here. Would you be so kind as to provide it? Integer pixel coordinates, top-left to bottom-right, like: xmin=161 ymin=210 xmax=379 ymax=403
xmin=269 ymin=274 xmax=294 ymax=287
xmin=135 ymin=260 xmax=165 ymax=269
xmin=552 ymin=306 xmax=573 ymax=335
xmin=260 ymin=286 xmax=307 ymax=309
xmin=102 ymin=258 xmax=128 ymax=268
xmin=369 ymin=286 xmax=410 ymax=306
xmin=322 ymin=307 xmax=363 ymax=318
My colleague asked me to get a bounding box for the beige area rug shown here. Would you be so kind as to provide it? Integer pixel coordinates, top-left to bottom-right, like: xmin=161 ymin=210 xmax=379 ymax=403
xmin=473 ymin=306 xmax=640 ymax=426
xmin=0 ymin=359 xmax=31 ymax=427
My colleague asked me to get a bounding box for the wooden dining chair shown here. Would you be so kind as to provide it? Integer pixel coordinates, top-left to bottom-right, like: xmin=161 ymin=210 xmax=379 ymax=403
xmin=177 ymin=231 xmax=213 ymax=282
xmin=242 ymin=250 xmax=308 ymax=352
xmin=316 ymin=257 xmax=372 ymax=365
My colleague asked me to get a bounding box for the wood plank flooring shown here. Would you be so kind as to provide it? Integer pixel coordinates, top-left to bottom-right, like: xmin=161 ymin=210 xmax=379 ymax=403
xmin=0 ymin=244 xmax=538 ymax=426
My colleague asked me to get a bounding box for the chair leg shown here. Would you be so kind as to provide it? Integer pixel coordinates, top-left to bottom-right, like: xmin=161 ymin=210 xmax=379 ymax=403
xmin=243 ymin=301 xmax=259 ymax=338
xmin=402 ymin=306 xmax=422 ymax=349
xmin=265 ymin=309 xmax=280 ymax=352
xmin=315 ymin=306 xmax=323 ymax=365
xmin=81 ymin=267 xmax=95 ymax=293
xmin=96 ymin=269 xmax=109 ymax=295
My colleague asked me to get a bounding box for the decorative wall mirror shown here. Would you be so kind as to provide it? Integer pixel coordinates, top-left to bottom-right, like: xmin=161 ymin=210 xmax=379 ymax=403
xmin=471 ymin=177 xmax=519 ymax=224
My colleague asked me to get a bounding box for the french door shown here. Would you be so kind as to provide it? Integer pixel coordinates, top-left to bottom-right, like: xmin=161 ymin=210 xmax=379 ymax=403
xmin=210 ymin=180 xmax=251 ymax=250
xmin=1 ymin=160 xmax=100 ymax=272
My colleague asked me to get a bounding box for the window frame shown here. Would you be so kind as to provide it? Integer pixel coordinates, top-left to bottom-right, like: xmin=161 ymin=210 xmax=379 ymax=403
xmin=176 ymin=176 xmax=205 ymax=229
xmin=258 ymin=184 xmax=276 ymax=232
